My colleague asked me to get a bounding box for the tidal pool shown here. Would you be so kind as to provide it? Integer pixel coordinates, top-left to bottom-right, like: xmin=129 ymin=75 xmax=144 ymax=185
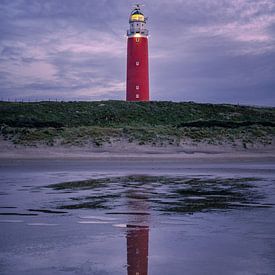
xmin=0 ymin=159 xmax=275 ymax=274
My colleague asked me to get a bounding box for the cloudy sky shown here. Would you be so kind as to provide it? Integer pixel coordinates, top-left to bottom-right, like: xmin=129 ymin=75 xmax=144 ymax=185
xmin=0 ymin=0 xmax=274 ymax=105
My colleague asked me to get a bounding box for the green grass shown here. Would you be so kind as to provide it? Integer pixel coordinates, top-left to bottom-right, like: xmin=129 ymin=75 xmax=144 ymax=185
xmin=0 ymin=100 xmax=274 ymax=146
xmin=1 ymin=100 xmax=274 ymax=128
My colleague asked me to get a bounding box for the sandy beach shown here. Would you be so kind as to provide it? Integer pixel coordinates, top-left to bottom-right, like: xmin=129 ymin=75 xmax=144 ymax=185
xmin=1 ymin=138 xmax=274 ymax=161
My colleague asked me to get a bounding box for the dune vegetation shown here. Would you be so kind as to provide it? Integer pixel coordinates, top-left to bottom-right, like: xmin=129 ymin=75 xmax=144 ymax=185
xmin=0 ymin=100 xmax=274 ymax=148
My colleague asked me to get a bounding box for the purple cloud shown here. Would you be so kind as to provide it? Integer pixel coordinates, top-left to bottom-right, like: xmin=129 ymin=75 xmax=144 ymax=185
xmin=0 ymin=0 xmax=274 ymax=105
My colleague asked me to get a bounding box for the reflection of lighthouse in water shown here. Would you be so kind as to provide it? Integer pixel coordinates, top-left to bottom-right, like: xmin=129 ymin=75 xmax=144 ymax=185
xmin=126 ymin=4 xmax=150 ymax=101
xmin=126 ymin=187 xmax=150 ymax=275
xmin=127 ymin=224 xmax=149 ymax=275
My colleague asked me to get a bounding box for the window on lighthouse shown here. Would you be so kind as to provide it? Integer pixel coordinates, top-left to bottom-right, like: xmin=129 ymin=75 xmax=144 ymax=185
xmin=136 ymin=94 xmax=140 ymax=99
xmin=136 ymin=61 xmax=140 ymax=66
xmin=136 ymin=85 xmax=140 ymax=90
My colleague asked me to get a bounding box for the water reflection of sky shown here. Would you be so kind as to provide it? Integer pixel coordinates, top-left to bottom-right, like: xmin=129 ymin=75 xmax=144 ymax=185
xmin=0 ymin=160 xmax=275 ymax=274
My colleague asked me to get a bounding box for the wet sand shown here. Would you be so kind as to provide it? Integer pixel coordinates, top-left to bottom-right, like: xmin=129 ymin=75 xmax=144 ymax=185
xmin=0 ymin=139 xmax=275 ymax=161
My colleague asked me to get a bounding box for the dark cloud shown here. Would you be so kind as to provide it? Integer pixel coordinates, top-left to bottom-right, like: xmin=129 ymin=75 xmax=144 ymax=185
xmin=0 ymin=0 xmax=274 ymax=105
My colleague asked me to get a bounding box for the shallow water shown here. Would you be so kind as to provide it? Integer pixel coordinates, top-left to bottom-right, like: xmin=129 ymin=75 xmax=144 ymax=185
xmin=0 ymin=159 xmax=275 ymax=275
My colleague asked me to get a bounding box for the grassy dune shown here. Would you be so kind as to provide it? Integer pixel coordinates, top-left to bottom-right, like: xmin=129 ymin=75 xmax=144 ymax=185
xmin=0 ymin=101 xmax=274 ymax=148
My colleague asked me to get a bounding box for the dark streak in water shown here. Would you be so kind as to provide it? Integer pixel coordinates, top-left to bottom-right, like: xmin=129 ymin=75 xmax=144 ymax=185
xmin=106 ymin=212 xmax=150 ymax=216
xmin=59 ymin=202 xmax=109 ymax=210
xmin=28 ymin=209 xmax=68 ymax=214
xmin=227 ymin=203 xmax=273 ymax=208
xmin=0 ymin=213 xmax=38 ymax=216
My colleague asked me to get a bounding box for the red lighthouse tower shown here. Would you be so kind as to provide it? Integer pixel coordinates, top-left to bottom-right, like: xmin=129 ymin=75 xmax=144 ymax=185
xmin=126 ymin=5 xmax=149 ymax=101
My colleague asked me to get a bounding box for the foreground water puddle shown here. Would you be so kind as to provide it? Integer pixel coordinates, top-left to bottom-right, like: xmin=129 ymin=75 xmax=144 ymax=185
xmin=1 ymin=161 xmax=275 ymax=274
xmin=0 ymin=175 xmax=270 ymax=230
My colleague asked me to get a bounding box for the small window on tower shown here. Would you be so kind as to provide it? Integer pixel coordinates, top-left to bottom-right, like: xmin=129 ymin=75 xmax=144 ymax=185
xmin=136 ymin=37 xmax=140 ymax=42
xmin=136 ymin=85 xmax=140 ymax=90
xmin=136 ymin=61 xmax=140 ymax=66
xmin=136 ymin=94 xmax=140 ymax=99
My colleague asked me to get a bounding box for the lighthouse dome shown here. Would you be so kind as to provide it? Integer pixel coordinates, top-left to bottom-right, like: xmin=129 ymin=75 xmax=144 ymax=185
xmin=130 ymin=9 xmax=145 ymax=22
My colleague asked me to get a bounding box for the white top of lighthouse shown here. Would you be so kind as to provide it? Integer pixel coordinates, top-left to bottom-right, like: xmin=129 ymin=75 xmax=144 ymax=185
xmin=127 ymin=4 xmax=149 ymax=37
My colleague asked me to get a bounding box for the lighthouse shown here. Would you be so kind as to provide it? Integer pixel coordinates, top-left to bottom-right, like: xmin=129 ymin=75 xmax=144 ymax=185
xmin=126 ymin=5 xmax=149 ymax=101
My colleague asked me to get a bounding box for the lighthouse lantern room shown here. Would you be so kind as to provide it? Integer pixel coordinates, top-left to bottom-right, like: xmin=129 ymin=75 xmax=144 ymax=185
xmin=126 ymin=4 xmax=149 ymax=101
